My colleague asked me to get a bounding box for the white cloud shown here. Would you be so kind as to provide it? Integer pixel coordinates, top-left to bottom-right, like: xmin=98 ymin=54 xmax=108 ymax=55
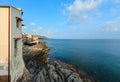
xmin=65 ymin=0 xmax=103 ymax=22
xmin=100 ymin=18 xmax=120 ymax=32
xmin=38 ymin=27 xmax=43 ymax=30
xmin=30 ymin=22 xmax=36 ymax=26
xmin=32 ymin=27 xmax=43 ymax=34
xmin=102 ymin=27 xmax=118 ymax=32
xmin=22 ymin=26 xmax=27 ymax=29
xmin=31 ymin=27 xmax=54 ymax=38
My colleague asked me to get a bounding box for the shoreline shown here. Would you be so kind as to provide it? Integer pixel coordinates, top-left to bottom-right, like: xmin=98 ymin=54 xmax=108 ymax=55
xmin=50 ymin=60 xmax=98 ymax=82
xmin=23 ymin=42 xmax=98 ymax=82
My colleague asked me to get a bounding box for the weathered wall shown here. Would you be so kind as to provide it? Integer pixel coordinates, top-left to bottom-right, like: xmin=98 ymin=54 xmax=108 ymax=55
xmin=10 ymin=7 xmax=26 ymax=82
xmin=0 ymin=7 xmax=8 ymax=76
xmin=0 ymin=6 xmax=30 ymax=82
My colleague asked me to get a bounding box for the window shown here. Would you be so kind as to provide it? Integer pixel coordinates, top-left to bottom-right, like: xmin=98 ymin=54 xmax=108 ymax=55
xmin=16 ymin=17 xmax=23 ymax=28
xmin=14 ymin=39 xmax=17 ymax=57
xmin=14 ymin=40 xmax=17 ymax=49
xmin=16 ymin=19 xmax=20 ymax=28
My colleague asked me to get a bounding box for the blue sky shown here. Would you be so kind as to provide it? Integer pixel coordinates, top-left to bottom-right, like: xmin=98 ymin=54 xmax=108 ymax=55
xmin=1 ymin=0 xmax=120 ymax=39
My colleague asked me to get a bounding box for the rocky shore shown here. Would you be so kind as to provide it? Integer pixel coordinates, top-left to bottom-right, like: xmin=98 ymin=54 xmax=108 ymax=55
xmin=22 ymin=42 xmax=98 ymax=82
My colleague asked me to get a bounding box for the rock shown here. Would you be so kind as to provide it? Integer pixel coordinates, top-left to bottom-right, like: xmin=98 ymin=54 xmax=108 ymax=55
xmin=67 ymin=73 xmax=83 ymax=82
xmin=37 ymin=71 xmax=45 ymax=82
xmin=53 ymin=61 xmax=61 ymax=68
xmin=58 ymin=68 xmax=72 ymax=77
xmin=22 ymin=43 xmax=96 ymax=82
xmin=24 ymin=56 xmax=83 ymax=82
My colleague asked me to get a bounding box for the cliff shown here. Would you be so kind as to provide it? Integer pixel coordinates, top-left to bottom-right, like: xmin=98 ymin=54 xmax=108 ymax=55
xmin=22 ymin=42 xmax=98 ymax=82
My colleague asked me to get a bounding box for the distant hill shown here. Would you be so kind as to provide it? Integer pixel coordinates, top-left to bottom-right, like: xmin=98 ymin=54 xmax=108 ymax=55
xmin=38 ymin=35 xmax=48 ymax=39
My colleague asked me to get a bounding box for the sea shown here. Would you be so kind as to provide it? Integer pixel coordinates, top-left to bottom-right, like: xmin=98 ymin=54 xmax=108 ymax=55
xmin=41 ymin=39 xmax=120 ymax=82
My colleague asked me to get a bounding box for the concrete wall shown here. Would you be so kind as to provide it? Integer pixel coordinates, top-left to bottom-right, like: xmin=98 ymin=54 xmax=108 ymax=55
xmin=0 ymin=7 xmax=9 ymax=75
xmin=0 ymin=6 xmax=27 ymax=82
xmin=10 ymin=7 xmax=25 ymax=82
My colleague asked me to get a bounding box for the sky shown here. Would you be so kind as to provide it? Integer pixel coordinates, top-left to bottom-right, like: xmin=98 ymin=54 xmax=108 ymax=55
xmin=1 ymin=0 xmax=120 ymax=39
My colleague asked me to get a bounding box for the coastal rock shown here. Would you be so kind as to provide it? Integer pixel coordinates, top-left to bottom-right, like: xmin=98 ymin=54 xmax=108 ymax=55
xmin=23 ymin=45 xmax=83 ymax=82
xmin=25 ymin=60 xmax=83 ymax=82
xmin=67 ymin=73 xmax=83 ymax=82
xmin=23 ymin=43 xmax=97 ymax=82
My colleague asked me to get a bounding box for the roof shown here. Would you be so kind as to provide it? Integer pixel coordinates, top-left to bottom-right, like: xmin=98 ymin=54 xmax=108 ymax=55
xmin=0 ymin=5 xmax=10 ymax=7
xmin=0 ymin=5 xmax=22 ymax=11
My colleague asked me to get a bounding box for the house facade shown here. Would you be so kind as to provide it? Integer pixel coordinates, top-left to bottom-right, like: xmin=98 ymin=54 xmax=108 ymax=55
xmin=0 ymin=5 xmax=25 ymax=82
xmin=32 ymin=35 xmax=39 ymax=44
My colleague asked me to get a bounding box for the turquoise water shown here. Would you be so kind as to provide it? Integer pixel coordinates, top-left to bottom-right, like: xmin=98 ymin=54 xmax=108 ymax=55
xmin=42 ymin=39 xmax=120 ymax=82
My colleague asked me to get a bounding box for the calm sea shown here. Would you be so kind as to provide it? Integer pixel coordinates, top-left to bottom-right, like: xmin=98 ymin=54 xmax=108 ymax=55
xmin=41 ymin=39 xmax=120 ymax=82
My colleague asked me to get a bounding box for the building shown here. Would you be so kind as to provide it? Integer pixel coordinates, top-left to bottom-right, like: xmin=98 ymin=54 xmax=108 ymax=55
xmin=22 ymin=33 xmax=33 ymax=44
xmin=27 ymin=34 xmax=32 ymax=39
xmin=0 ymin=5 xmax=25 ymax=82
xmin=32 ymin=35 xmax=39 ymax=44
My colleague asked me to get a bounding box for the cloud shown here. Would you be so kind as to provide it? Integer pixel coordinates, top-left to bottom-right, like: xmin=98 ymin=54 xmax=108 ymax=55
xmin=65 ymin=0 xmax=103 ymax=22
xmin=100 ymin=18 xmax=120 ymax=32
xmin=102 ymin=27 xmax=118 ymax=32
xmin=32 ymin=27 xmax=43 ymax=34
xmin=30 ymin=22 xmax=36 ymax=26
xmin=23 ymin=22 xmax=55 ymax=38
xmin=22 ymin=26 xmax=27 ymax=29
xmin=31 ymin=27 xmax=55 ymax=38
